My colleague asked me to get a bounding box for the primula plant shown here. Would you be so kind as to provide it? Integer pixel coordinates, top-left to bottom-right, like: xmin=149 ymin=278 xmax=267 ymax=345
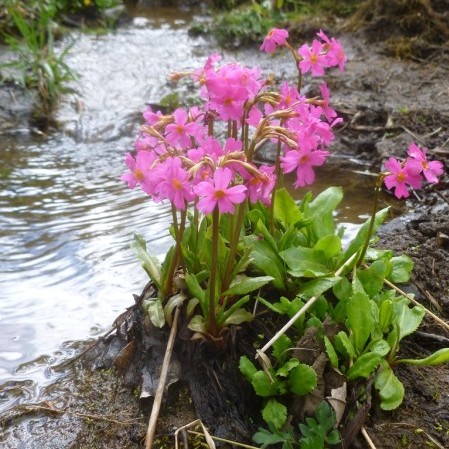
xmin=122 ymin=27 xmax=447 ymax=447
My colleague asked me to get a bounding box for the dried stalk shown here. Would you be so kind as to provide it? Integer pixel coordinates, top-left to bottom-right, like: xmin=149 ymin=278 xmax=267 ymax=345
xmin=144 ymin=306 xmax=180 ymax=449
xmin=361 ymin=426 xmax=377 ymax=449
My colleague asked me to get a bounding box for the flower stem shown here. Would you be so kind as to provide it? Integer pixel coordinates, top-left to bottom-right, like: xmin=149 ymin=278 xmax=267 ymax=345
xmin=207 ymin=207 xmax=220 ymax=336
xmin=357 ymin=173 xmax=386 ymax=266
xmin=285 ymin=42 xmax=302 ymax=91
xmin=222 ymin=201 xmax=246 ymax=293
xmin=162 ymin=204 xmax=185 ymax=296
xmin=269 ymin=137 xmax=283 ymax=234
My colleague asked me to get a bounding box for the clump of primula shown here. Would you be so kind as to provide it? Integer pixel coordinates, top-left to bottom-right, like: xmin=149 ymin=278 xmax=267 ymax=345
xmin=383 ymin=142 xmax=444 ymax=198
xmin=122 ymin=27 xmax=449 ymax=449
xmin=121 ymin=28 xmax=349 ymax=338
xmin=121 ymin=27 xmax=444 ymax=340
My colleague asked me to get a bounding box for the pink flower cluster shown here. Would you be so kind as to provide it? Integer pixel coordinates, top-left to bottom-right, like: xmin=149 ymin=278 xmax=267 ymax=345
xmin=121 ymin=101 xmax=275 ymax=214
xmin=121 ymin=30 xmax=348 ymax=214
xmin=384 ymin=143 xmax=444 ymax=198
xmin=260 ymin=28 xmax=346 ymax=76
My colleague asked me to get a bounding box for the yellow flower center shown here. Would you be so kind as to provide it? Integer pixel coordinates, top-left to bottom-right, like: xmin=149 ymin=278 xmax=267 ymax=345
xmin=214 ymin=189 xmax=226 ymax=199
xmin=172 ymin=178 xmax=183 ymax=190
xmin=396 ymin=172 xmax=406 ymax=182
xmin=134 ymin=169 xmax=144 ymax=181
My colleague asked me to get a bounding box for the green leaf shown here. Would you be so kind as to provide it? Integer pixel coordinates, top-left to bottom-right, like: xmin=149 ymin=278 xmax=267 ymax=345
xmin=394 ymin=298 xmax=425 ymax=342
xmin=276 ymin=358 xmax=300 ymax=377
xmin=306 ymin=187 xmax=343 ymax=240
xmin=280 ymin=247 xmax=330 ymax=278
xmin=357 ymin=260 xmax=387 ymax=296
xmin=186 ymin=297 xmax=199 ymax=317
xmin=252 ymin=371 xmax=282 ymax=397
xmin=300 ymin=433 xmax=324 ymax=449
xmin=131 ymin=234 xmax=161 ymax=288
xmin=298 ymin=276 xmax=341 ymax=299
xmin=340 ymin=207 xmax=389 ymax=265
xmin=253 ymin=428 xmax=289 ymax=447
xmin=397 ymin=348 xmax=449 ymax=366
xmin=347 ymin=292 xmax=374 ymax=355
xmin=223 ymin=308 xmax=254 ymax=326
xmin=274 ymin=187 xmax=302 ymax=225
xmin=163 ymin=293 xmax=186 ymax=326
xmin=143 ymin=297 xmax=165 ymax=328
xmin=239 ymin=355 xmax=258 ymax=381
xmin=219 ymin=295 xmax=251 ymax=325
xmin=272 ymin=334 xmax=292 ymax=362
xmin=187 ymin=315 xmax=207 ymax=333
xmin=374 ymin=364 xmax=404 ymax=410
xmin=262 ymin=399 xmax=288 ymax=429
xmin=326 ymin=430 xmax=341 ymax=445
xmin=335 ymin=331 xmax=357 ymax=359
xmin=324 ymin=336 xmax=339 ymax=369
xmin=288 ymin=364 xmax=317 ymax=395
xmin=185 ymin=273 xmax=206 ymax=303
xmin=222 ymin=275 xmax=274 ymax=296
xmin=333 ymin=277 xmax=352 ymax=301
xmin=314 ymin=234 xmax=341 ymax=259
xmin=308 ymin=186 xmax=343 ymax=217
xmin=368 ymin=339 xmax=390 ymax=357
xmin=347 ymin=352 xmax=382 ymax=380
xmin=246 ymin=237 xmax=286 ymax=290
xmin=388 ymin=255 xmax=414 ymax=283
xmin=379 ymin=299 xmax=394 ymax=332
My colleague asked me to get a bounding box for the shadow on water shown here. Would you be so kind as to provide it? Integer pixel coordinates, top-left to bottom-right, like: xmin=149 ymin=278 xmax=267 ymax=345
xmin=0 ymin=5 xmax=405 ymax=438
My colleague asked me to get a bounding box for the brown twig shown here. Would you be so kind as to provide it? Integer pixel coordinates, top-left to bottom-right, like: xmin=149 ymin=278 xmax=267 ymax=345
xmin=144 ymin=306 xmax=180 ymax=449
xmin=361 ymin=427 xmax=377 ymax=449
xmin=414 ymin=281 xmax=441 ymax=312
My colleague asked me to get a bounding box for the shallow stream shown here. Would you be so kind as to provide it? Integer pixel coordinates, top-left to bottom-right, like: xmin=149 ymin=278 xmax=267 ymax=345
xmin=0 ymin=6 xmax=396 ymax=420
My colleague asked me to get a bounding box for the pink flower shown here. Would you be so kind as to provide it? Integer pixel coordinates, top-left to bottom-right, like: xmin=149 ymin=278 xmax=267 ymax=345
xmin=224 ymin=65 xmax=263 ymax=97
xmin=407 ymin=143 xmax=444 ymax=184
xmin=121 ymin=151 xmax=156 ymax=193
xmin=165 ymin=108 xmax=198 ymax=148
xmin=155 ymin=157 xmax=194 ymax=210
xmin=384 ymin=157 xmax=422 ymax=199
xmin=247 ymin=165 xmax=276 ymax=206
xmin=207 ymin=81 xmax=247 ymax=121
xmin=260 ymin=28 xmax=289 ymax=54
xmin=319 ymin=83 xmax=337 ymax=122
xmin=224 ymin=137 xmax=243 ymax=154
xmin=281 ymin=147 xmax=329 ymax=187
xmin=327 ymin=37 xmax=347 ymax=72
xmin=134 ymin=134 xmax=157 ymax=152
xmin=317 ymin=30 xmax=347 ymax=71
xmin=143 ymin=106 xmax=163 ymax=125
xmin=247 ymin=107 xmax=263 ymax=127
xmin=194 ymin=167 xmax=247 ymax=214
xmin=298 ymin=40 xmax=327 ymax=76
